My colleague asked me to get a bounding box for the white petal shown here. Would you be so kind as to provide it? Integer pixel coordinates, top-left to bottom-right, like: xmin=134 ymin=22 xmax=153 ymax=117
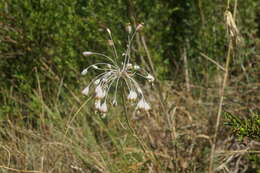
xmin=147 ymin=74 xmax=154 ymax=82
xmin=133 ymin=65 xmax=140 ymax=70
xmin=95 ymin=100 xmax=101 ymax=110
xmin=106 ymin=28 xmax=111 ymax=35
xmin=127 ymin=90 xmax=137 ymax=101
xmin=81 ymin=68 xmax=88 ymax=75
xmin=82 ymin=87 xmax=89 ymax=96
xmin=95 ymin=85 xmax=105 ymax=99
xmin=137 ymin=99 xmax=150 ymax=111
xmin=99 ymin=102 xmax=108 ymax=113
xmin=112 ymin=99 xmax=118 ymax=106
xmin=92 ymin=65 xmax=98 ymax=69
xmin=94 ymin=79 xmax=100 ymax=85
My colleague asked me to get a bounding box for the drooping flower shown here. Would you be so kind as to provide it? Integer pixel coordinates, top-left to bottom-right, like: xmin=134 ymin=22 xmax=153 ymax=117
xmin=95 ymin=100 xmax=101 ymax=110
xmin=81 ymin=23 xmax=153 ymax=114
xmin=146 ymin=74 xmax=155 ymax=82
xmin=82 ymin=86 xmax=89 ymax=96
xmin=127 ymin=90 xmax=137 ymax=101
xmin=137 ymin=98 xmax=151 ymax=111
xmin=95 ymin=85 xmax=106 ymax=99
xmin=99 ymin=102 xmax=108 ymax=113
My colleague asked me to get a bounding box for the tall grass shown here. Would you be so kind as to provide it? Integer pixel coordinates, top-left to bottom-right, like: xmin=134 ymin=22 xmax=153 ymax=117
xmin=0 ymin=0 xmax=259 ymax=172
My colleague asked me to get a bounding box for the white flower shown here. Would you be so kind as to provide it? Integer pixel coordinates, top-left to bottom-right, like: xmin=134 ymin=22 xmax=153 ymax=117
xmin=126 ymin=63 xmax=133 ymax=69
xmin=112 ymin=99 xmax=117 ymax=106
xmin=95 ymin=100 xmax=101 ymax=110
xmin=92 ymin=65 xmax=98 ymax=69
xmin=137 ymin=99 xmax=151 ymax=111
xmin=83 ymin=51 xmax=94 ymax=56
xmin=81 ymin=68 xmax=88 ymax=75
xmin=127 ymin=90 xmax=137 ymax=101
xmin=133 ymin=65 xmax=140 ymax=70
xmin=94 ymin=79 xmax=100 ymax=85
xmin=107 ymin=64 xmax=112 ymax=68
xmin=95 ymin=85 xmax=105 ymax=99
xmin=106 ymin=28 xmax=111 ymax=35
xmin=82 ymin=86 xmax=89 ymax=96
xmin=81 ymin=24 xmax=153 ymax=114
xmin=99 ymin=102 xmax=108 ymax=113
xmin=146 ymin=74 xmax=155 ymax=82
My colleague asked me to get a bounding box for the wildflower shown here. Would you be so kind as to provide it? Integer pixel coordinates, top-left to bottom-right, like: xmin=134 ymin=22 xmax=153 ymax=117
xmin=134 ymin=65 xmax=140 ymax=70
xmin=95 ymin=85 xmax=106 ymax=99
xmin=127 ymin=90 xmax=137 ymax=101
xmin=95 ymin=100 xmax=101 ymax=110
xmin=137 ymin=98 xmax=151 ymax=111
xmin=94 ymin=79 xmax=100 ymax=85
xmin=99 ymin=102 xmax=108 ymax=113
xmin=81 ymin=68 xmax=88 ymax=75
xmin=146 ymin=74 xmax=155 ymax=82
xmin=82 ymin=86 xmax=89 ymax=96
xmin=81 ymin=23 xmax=152 ymax=114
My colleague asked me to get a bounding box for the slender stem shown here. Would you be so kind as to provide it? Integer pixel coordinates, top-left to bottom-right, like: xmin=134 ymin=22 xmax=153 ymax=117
xmin=121 ymin=88 xmax=147 ymax=153
xmin=64 ymin=98 xmax=91 ymax=137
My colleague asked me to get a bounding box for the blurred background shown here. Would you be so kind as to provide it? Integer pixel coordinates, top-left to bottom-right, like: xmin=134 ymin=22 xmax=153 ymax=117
xmin=0 ymin=0 xmax=259 ymax=172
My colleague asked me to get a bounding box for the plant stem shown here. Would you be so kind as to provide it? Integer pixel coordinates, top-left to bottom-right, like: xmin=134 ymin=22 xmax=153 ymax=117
xmin=121 ymin=89 xmax=147 ymax=153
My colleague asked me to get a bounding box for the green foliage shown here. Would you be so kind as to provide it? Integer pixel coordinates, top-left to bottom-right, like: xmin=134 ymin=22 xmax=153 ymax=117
xmin=224 ymin=111 xmax=260 ymax=141
xmin=0 ymin=0 xmax=259 ymax=171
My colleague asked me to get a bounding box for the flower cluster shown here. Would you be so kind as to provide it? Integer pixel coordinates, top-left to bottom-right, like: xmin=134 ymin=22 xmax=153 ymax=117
xmin=81 ymin=23 xmax=154 ymax=114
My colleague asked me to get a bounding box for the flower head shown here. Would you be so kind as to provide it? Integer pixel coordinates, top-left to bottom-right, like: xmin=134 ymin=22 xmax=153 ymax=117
xmin=81 ymin=24 xmax=153 ymax=114
xmin=127 ymin=90 xmax=138 ymax=101
xmin=137 ymin=98 xmax=151 ymax=111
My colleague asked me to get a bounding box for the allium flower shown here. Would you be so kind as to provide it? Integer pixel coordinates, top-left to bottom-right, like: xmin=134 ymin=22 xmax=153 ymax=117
xmin=137 ymin=98 xmax=151 ymax=111
xmin=127 ymin=90 xmax=138 ymax=101
xmin=82 ymin=86 xmax=89 ymax=96
xmin=81 ymin=23 xmax=154 ymax=113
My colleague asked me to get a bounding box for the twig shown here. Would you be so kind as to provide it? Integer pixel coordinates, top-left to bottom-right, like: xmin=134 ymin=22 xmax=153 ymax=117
xmin=64 ymin=98 xmax=91 ymax=136
xmin=200 ymin=52 xmax=226 ymax=71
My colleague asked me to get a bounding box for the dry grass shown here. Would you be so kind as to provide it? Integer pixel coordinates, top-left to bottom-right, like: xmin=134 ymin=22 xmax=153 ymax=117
xmin=0 ymin=67 xmax=259 ymax=172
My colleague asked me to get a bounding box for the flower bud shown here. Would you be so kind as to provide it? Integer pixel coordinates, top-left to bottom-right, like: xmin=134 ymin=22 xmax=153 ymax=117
xmin=133 ymin=65 xmax=140 ymax=70
xmin=99 ymin=102 xmax=108 ymax=113
xmin=95 ymin=85 xmax=105 ymax=99
xmin=106 ymin=28 xmax=111 ymax=35
xmin=95 ymin=100 xmax=101 ymax=110
xmin=127 ymin=90 xmax=138 ymax=101
xmin=82 ymin=86 xmax=89 ymax=96
xmin=136 ymin=23 xmax=144 ymax=31
xmin=146 ymin=74 xmax=154 ymax=82
xmin=137 ymin=99 xmax=150 ymax=111
xmin=83 ymin=51 xmax=94 ymax=56
xmin=81 ymin=68 xmax=88 ymax=75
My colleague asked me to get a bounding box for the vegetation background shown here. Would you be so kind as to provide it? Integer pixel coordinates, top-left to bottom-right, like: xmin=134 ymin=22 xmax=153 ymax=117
xmin=0 ymin=0 xmax=259 ymax=172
